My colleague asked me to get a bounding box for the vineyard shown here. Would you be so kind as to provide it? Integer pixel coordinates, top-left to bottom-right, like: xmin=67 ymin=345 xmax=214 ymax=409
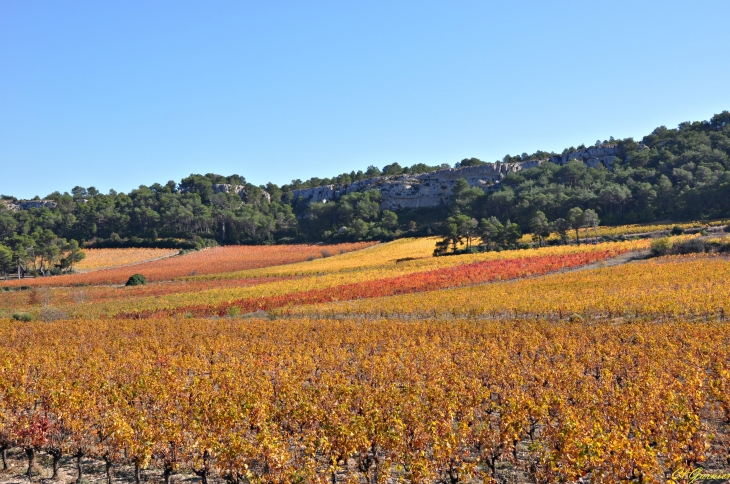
xmin=1 ymin=236 xmax=729 ymax=483
xmin=518 ymin=218 xmax=730 ymax=244
xmin=291 ymin=252 xmax=730 ymax=320
xmin=74 ymin=248 xmax=180 ymax=272
xmin=0 ymin=242 xmax=376 ymax=288
xmin=0 ymin=319 xmax=729 ymax=484
xmin=0 ymin=240 xmax=648 ymax=320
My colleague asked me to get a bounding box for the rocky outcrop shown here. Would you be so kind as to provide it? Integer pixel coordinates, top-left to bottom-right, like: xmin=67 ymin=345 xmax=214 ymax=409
xmin=1 ymin=199 xmax=58 ymax=211
xmin=549 ymin=144 xmax=620 ymax=169
xmin=212 ymin=184 xmax=271 ymax=202
xmin=293 ymin=161 xmax=541 ymax=210
xmin=212 ymin=184 xmax=247 ymax=197
xmin=293 ymin=144 xmax=620 ymax=210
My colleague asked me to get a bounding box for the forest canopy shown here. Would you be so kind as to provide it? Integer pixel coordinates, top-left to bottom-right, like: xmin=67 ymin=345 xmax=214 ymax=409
xmin=1 ymin=111 xmax=729 ymax=253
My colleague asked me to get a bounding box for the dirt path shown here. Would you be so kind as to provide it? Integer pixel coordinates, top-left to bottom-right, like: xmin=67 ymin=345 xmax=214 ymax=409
xmin=559 ymin=248 xmax=652 ymax=273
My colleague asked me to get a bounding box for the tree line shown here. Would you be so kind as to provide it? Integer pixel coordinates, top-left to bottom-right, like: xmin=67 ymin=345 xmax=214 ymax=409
xmin=0 ymin=231 xmax=85 ymax=280
xmin=1 ymin=111 xmax=729 ymax=253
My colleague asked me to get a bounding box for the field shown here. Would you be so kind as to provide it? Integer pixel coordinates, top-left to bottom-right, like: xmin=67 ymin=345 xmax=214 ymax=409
xmin=518 ymin=218 xmax=730 ymax=244
xmin=0 ymin=242 xmax=376 ymax=288
xmin=74 ymin=248 xmax=180 ymax=272
xmin=290 ymin=252 xmax=730 ymax=320
xmin=0 ymin=239 xmax=647 ymax=320
xmin=1 ymin=236 xmax=729 ymax=483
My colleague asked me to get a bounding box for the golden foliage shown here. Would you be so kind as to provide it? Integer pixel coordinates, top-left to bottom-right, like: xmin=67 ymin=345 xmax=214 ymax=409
xmin=75 ymin=248 xmax=178 ymax=271
xmin=295 ymin=253 xmax=730 ymax=320
xmin=0 ymin=317 xmax=722 ymax=482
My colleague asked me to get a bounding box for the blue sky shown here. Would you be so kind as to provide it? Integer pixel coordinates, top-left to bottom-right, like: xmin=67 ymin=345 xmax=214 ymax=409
xmin=1 ymin=1 xmax=729 ymax=199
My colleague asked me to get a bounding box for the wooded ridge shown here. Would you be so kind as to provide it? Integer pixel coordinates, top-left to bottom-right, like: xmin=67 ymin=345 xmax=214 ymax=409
xmin=0 ymin=110 xmax=728 ymax=256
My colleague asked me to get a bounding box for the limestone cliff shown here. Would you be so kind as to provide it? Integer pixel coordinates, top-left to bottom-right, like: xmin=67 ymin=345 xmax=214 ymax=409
xmin=293 ymin=144 xmax=620 ymax=210
xmin=0 ymin=199 xmax=58 ymax=211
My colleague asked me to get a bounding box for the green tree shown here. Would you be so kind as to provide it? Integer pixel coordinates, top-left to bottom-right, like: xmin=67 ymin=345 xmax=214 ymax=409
xmin=0 ymin=207 xmax=17 ymax=240
xmin=433 ymin=238 xmax=451 ymax=256
xmin=455 ymin=157 xmax=486 ymax=168
xmin=558 ymin=160 xmax=588 ymax=187
xmin=0 ymin=244 xmax=13 ymax=279
xmin=354 ymin=191 xmax=381 ymax=221
xmin=453 ymin=215 xmax=478 ymax=248
xmin=551 ymin=218 xmax=570 ymax=244
xmin=567 ymin=207 xmax=585 ymax=244
xmin=126 ymin=273 xmax=147 ymax=286
xmin=503 ymin=220 xmax=522 ymax=246
xmin=7 ymin=235 xmax=34 ymax=279
xmin=582 ymin=209 xmax=600 ymax=242
xmin=381 ymin=163 xmax=404 ymax=176
xmin=60 ymin=240 xmax=85 ymax=272
xmin=379 ymin=210 xmax=398 ymax=231
xmin=32 ymin=229 xmax=61 ymax=276
xmin=478 ymin=217 xmax=504 ymax=250
xmin=440 ymin=215 xmax=478 ymax=253
xmin=364 ymin=165 xmax=382 ymax=178
xmin=349 ymin=219 xmax=370 ymax=240
xmin=451 ymin=178 xmax=485 ymax=216
xmin=529 ymin=211 xmax=550 ymax=247
xmin=443 ymin=218 xmax=463 ymax=252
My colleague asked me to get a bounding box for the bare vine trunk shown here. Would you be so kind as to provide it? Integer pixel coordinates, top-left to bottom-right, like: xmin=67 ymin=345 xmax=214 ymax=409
xmin=25 ymin=448 xmax=35 ymax=478
xmin=0 ymin=445 xmax=7 ymax=471
xmin=75 ymin=450 xmax=84 ymax=483
xmin=369 ymin=442 xmax=381 ymax=484
xmin=193 ymin=450 xmax=211 ymax=484
xmin=163 ymin=463 xmax=174 ymax=484
xmin=49 ymin=448 xmax=63 ymax=479
xmin=104 ymin=455 xmax=114 ymax=484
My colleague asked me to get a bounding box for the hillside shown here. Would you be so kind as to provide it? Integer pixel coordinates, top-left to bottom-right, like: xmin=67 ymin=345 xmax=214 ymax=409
xmin=0 ymin=110 xmax=728 ymax=265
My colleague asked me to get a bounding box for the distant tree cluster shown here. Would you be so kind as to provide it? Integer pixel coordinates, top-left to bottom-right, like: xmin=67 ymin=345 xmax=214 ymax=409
xmin=296 ymin=190 xmax=401 ymax=242
xmin=0 ymin=230 xmax=84 ymax=279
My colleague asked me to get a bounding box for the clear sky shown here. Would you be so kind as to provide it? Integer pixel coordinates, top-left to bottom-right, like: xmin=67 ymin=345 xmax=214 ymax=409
xmin=2 ymin=1 xmax=729 ymax=199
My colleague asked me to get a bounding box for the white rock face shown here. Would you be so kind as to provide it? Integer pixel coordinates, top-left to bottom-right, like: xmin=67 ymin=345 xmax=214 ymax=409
xmin=550 ymin=144 xmax=619 ymax=169
xmin=210 ymin=184 xmax=271 ymax=202
xmin=292 ymin=145 xmax=620 ymax=210
xmin=212 ymin=184 xmax=246 ymax=196
xmin=1 ymin=199 xmax=58 ymax=211
xmin=293 ymin=161 xmax=543 ymax=209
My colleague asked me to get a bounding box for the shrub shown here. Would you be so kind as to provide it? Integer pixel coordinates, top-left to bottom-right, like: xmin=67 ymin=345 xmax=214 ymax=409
xmin=125 ymin=274 xmax=147 ymax=286
xmin=670 ymin=226 xmax=685 ymax=236
xmin=651 ymin=237 xmax=673 ymax=256
xmin=569 ymin=313 xmax=584 ymax=323
xmin=12 ymin=312 xmax=35 ymax=322
xmin=674 ymin=238 xmax=707 ymax=255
